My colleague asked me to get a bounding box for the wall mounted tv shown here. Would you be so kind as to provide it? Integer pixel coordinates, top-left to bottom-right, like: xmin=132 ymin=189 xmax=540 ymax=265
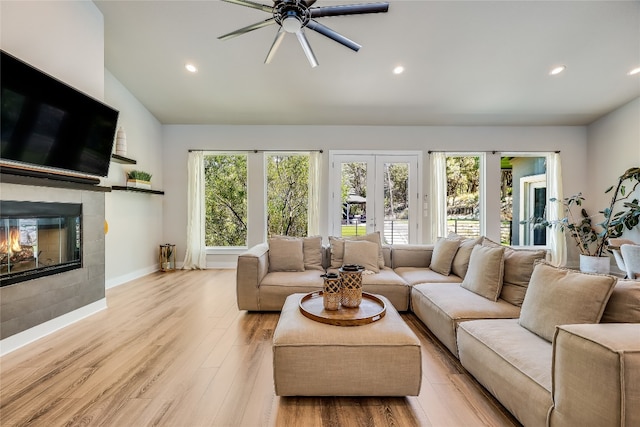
xmin=1 ymin=50 xmax=119 ymax=180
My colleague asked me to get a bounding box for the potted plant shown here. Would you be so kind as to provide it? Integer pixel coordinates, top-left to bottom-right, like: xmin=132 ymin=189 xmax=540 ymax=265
xmin=522 ymin=166 xmax=640 ymax=273
xmin=126 ymin=170 xmax=152 ymax=189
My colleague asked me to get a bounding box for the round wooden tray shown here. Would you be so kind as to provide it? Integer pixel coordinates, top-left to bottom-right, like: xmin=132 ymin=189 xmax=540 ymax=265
xmin=299 ymin=291 xmax=386 ymax=326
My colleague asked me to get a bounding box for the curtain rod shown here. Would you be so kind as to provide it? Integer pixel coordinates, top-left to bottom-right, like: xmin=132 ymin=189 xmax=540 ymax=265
xmin=427 ymin=150 xmax=560 ymax=154
xmin=189 ymin=149 xmax=323 ymax=153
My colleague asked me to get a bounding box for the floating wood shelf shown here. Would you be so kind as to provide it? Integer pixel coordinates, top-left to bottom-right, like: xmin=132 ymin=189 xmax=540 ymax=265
xmin=111 ymin=186 xmax=164 ymax=195
xmin=111 ymin=154 xmax=137 ymax=164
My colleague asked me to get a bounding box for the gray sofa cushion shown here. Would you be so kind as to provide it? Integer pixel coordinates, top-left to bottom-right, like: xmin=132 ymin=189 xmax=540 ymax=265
xmin=457 ymin=319 xmax=553 ymax=427
xmin=461 ymin=245 xmax=505 ymax=301
xmin=519 ymin=262 xmax=617 ymax=342
xmin=394 ymin=267 xmax=462 ymax=286
xmin=411 ymin=283 xmax=520 ymax=356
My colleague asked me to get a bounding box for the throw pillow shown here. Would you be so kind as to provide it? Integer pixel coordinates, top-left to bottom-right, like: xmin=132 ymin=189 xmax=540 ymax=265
xmin=268 ymin=238 xmax=304 ymax=272
xmin=449 ymin=236 xmax=484 ymax=278
xmin=429 ymin=238 xmax=461 ymax=276
xmin=482 ymin=238 xmax=547 ymax=306
xmin=329 ymin=231 xmax=384 ymax=269
xmin=302 ymin=235 xmax=324 ymax=271
xmin=460 ymin=244 xmax=505 ymax=301
xmin=518 ymin=261 xmax=618 ymax=342
xmin=600 ymin=279 xmax=640 ymax=323
xmin=343 ymin=240 xmax=380 ymax=273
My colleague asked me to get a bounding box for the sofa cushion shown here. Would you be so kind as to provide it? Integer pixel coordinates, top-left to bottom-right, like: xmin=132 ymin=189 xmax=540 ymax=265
xmin=450 ymin=235 xmax=483 ymax=279
xmin=394 ymin=267 xmax=462 ymax=286
xmin=483 ymin=238 xmax=547 ymax=306
xmin=411 ymin=283 xmax=520 ymax=356
xmin=457 ymin=319 xmax=553 ymax=427
xmin=329 ymin=232 xmax=384 ymax=269
xmin=461 ymin=245 xmax=505 ymax=301
xmin=302 ymin=235 xmax=324 ymax=271
xmin=259 ymin=270 xmax=324 ymax=310
xmin=601 ymin=279 xmax=640 ymax=323
xmin=391 ymin=245 xmax=433 ymax=268
xmin=518 ymin=262 xmax=617 ymax=342
xmin=429 ymin=238 xmax=460 ymax=276
xmin=271 ymin=235 xmax=324 ymax=271
xmin=268 ymin=238 xmax=304 ymax=272
xmin=343 ymin=240 xmax=380 ymax=273
xmin=327 ymin=267 xmax=410 ymax=310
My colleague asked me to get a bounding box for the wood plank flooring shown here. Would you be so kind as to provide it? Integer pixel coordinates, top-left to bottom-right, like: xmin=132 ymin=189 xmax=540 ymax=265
xmin=0 ymin=270 xmax=521 ymax=426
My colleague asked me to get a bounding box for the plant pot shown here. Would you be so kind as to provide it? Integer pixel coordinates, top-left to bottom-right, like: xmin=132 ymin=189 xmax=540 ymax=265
xmin=127 ymin=179 xmax=151 ymax=190
xmin=579 ymin=254 xmax=610 ymax=274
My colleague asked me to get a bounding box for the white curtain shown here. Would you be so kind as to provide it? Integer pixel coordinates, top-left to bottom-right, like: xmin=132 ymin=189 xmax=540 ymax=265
xmin=429 ymin=152 xmax=448 ymax=243
xmin=307 ymin=151 xmax=322 ymax=236
xmin=547 ymin=152 xmax=566 ymax=266
xmin=183 ymin=151 xmax=207 ymax=269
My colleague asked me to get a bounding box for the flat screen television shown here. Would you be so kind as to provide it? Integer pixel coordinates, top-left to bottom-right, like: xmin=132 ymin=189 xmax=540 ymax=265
xmin=1 ymin=50 xmax=119 ymax=179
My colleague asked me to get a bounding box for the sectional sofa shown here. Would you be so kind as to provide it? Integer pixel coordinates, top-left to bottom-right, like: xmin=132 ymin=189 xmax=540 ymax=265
xmin=236 ymin=232 xmax=640 ymax=427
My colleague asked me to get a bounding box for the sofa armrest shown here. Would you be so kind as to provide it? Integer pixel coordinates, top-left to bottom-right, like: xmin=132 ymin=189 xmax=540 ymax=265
xmin=391 ymin=244 xmax=434 ymax=268
xmin=549 ymin=323 xmax=640 ymax=427
xmin=236 ymin=243 xmax=269 ymax=311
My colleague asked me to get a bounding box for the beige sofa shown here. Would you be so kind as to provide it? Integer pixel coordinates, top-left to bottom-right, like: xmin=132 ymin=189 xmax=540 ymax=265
xmin=236 ymin=233 xmax=640 ymax=426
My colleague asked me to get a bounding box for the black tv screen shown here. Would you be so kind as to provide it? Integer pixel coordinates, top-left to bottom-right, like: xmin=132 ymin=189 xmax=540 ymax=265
xmin=1 ymin=50 xmax=119 ymax=178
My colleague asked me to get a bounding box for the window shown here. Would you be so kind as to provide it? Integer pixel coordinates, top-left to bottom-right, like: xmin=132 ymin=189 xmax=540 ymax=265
xmin=501 ymin=155 xmax=548 ymax=246
xmin=446 ymin=155 xmax=481 ymax=239
xmin=266 ymin=154 xmax=309 ymax=237
xmin=204 ymin=153 xmax=247 ymax=247
xmin=440 ymin=152 xmax=552 ymax=247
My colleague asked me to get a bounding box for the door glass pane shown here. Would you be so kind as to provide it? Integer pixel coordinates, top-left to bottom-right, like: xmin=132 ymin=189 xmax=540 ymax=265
xmin=341 ymin=162 xmax=367 ymax=237
xmin=446 ymin=156 xmax=481 ymax=239
xmin=383 ymin=162 xmax=409 ymax=244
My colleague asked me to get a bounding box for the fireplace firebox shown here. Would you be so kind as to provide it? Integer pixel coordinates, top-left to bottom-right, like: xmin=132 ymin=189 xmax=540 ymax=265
xmin=0 ymin=201 xmax=82 ymax=287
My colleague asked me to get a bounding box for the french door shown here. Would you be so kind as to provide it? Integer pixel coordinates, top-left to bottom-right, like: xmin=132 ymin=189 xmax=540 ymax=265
xmin=329 ymin=152 xmax=420 ymax=244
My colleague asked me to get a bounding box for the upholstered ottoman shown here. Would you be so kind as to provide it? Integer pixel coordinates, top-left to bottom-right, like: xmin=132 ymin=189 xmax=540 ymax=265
xmin=272 ymin=293 xmax=422 ymax=396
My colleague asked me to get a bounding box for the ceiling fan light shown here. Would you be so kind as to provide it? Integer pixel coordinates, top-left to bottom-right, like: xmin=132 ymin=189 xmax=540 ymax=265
xmin=628 ymin=67 xmax=640 ymax=76
xmin=549 ymin=65 xmax=566 ymax=75
xmin=282 ymin=16 xmax=302 ymax=33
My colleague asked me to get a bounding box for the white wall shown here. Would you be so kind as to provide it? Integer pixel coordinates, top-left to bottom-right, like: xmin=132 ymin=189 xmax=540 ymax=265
xmin=0 ymin=1 xmax=104 ymax=100
xmin=103 ymin=71 xmax=164 ymax=287
xmin=586 ymin=97 xmax=640 ymax=244
xmin=163 ymin=125 xmax=588 ymax=266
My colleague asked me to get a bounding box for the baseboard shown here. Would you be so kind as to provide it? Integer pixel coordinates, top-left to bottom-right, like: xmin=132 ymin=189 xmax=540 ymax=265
xmin=0 ymin=299 xmax=107 ymax=356
xmin=106 ymin=265 xmax=158 ymax=289
xmin=206 ymin=261 xmax=237 ymax=269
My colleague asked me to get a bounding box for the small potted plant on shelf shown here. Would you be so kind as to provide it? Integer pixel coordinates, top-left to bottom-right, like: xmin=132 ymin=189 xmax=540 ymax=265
xmin=126 ymin=170 xmax=152 ymax=190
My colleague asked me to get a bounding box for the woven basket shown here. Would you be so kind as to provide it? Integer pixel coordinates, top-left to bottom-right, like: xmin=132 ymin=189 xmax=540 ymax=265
xmin=339 ymin=267 xmax=364 ymax=308
xmin=322 ymin=273 xmax=342 ymax=311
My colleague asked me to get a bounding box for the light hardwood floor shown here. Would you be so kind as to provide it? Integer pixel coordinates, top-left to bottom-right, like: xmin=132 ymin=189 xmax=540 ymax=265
xmin=0 ymin=270 xmax=521 ymax=426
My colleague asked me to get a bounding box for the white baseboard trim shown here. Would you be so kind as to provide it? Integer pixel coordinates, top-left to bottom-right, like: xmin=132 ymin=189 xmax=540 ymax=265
xmin=206 ymin=261 xmax=237 ymax=269
xmin=106 ymin=265 xmax=158 ymax=289
xmin=0 ymin=299 xmax=107 ymax=356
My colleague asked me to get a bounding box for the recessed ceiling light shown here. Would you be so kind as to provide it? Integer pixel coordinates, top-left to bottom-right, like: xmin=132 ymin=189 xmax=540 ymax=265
xmin=628 ymin=67 xmax=640 ymax=76
xmin=393 ymin=65 xmax=404 ymax=75
xmin=185 ymin=63 xmax=198 ymax=73
xmin=549 ymin=65 xmax=566 ymax=75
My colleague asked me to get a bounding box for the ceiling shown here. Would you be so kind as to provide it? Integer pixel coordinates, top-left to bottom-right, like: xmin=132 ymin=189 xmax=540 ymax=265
xmin=94 ymin=0 xmax=640 ymax=126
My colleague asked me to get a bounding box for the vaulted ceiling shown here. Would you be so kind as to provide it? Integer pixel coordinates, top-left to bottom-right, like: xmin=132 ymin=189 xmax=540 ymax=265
xmin=95 ymin=0 xmax=640 ymax=126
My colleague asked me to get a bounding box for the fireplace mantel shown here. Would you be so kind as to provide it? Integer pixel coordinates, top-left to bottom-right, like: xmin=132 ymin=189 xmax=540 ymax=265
xmin=0 ymin=171 xmax=111 ymax=192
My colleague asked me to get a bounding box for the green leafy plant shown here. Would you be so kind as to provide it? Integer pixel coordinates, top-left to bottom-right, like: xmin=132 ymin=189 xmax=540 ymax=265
xmin=127 ymin=170 xmax=152 ymax=181
xmin=521 ymin=167 xmax=640 ymax=257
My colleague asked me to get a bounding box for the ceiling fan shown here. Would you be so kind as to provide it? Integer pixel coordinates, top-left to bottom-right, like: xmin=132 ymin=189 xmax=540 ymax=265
xmin=218 ymin=0 xmax=389 ymax=67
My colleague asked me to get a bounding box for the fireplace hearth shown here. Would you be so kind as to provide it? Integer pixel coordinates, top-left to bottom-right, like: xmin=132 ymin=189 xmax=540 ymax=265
xmin=0 ymin=201 xmax=82 ymax=287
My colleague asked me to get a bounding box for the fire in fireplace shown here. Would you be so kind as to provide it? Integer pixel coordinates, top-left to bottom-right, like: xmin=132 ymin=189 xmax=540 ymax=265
xmin=0 ymin=201 xmax=82 ymax=287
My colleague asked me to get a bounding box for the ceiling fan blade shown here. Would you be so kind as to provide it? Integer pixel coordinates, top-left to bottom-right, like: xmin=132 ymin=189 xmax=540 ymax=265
xmin=220 ymin=0 xmax=273 ymax=14
xmin=309 ymin=2 xmax=389 ymax=18
xmin=264 ymin=29 xmax=286 ymax=64
xmin=295 ymin=30 xmax=318 ymax=68
xmin=306 ymin=20 xmax=361 ymax=52
xmin=218 ymin=18 xmax=276 ymax=41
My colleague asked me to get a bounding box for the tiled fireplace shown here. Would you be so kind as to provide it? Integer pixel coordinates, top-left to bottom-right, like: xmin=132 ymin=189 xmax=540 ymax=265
xmin=0 ymin=177 xmax=107 ymax=341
